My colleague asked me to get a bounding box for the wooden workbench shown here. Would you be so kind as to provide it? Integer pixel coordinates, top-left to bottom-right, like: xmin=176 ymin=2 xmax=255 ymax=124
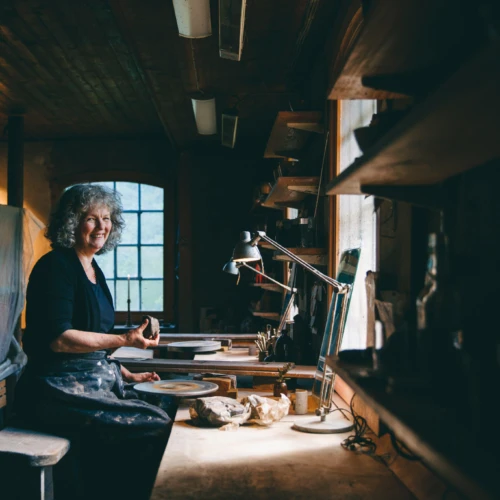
xmin=151 ymin=391 xmax=414 ymax=500
xmin=114 ymin=347 xmax=316 ymax=379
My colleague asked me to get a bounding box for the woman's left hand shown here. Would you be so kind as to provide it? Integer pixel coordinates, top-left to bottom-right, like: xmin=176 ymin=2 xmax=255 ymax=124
xmin=123 ymin=370 xmax=160 ymax=383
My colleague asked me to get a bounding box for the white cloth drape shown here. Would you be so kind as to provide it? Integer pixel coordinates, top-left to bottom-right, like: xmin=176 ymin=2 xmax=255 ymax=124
xmin=0 ymin=205 xmax=44 ymax=380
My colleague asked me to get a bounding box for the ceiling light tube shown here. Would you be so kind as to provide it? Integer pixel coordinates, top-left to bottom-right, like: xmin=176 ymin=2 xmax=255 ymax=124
xmin=172 ymin=0 xmax=212 ymax=38
xmin=191 ymin=95 xmax=217 ymax=135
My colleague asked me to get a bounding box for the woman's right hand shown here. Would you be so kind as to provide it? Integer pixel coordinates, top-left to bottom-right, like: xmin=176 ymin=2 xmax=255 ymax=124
xmin=124 ymin=318 xmax=160 ymax=349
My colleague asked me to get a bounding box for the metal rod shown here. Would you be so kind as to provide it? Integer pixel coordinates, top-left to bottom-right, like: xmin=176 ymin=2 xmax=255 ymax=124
xmin=254 ymin=232 xmax=348 ymax=293
xmin=239 ymin=262 xmax=296 ymax=292
xmin=314 ymin=130 xmax=330 ymax=219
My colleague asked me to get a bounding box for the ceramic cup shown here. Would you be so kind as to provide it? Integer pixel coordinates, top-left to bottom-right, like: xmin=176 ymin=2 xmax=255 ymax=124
xmin=248 ymin=345 xmax=257 ymax=356
xmin=294 ymin=389 xmax=308 ymax=415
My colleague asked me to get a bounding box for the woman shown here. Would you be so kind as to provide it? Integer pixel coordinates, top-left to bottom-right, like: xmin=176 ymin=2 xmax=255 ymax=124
xmin=16 ymin=184 xmax=171 ymax=500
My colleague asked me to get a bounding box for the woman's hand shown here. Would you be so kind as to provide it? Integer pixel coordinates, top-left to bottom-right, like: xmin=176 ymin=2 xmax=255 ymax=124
xmin=121 ymin=364 xmax=160 ymax=383
xmin=124 ymin=318 xmax=160 ymax=349
xmin=125 ymin=371 xmax=160 ymax=383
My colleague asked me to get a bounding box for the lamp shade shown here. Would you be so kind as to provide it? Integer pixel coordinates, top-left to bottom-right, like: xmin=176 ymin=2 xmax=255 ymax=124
xmin=232 ymin=231 xmax=261 ymax=262
xmin=172 ymin=0 xmax=212 ymax=38
xmin=222 ymin=260 xmax=239 ymax=275
xmin=191 ymin=96 xmax=217 ymax=135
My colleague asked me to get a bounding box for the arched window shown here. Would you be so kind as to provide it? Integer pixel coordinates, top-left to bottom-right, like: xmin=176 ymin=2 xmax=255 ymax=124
xmin=93 ymin=181 xmax=164 ymax=312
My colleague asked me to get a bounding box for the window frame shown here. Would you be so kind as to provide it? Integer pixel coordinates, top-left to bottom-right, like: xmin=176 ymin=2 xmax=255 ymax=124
xmin=94 ymin=181 xmax=165 ymax=313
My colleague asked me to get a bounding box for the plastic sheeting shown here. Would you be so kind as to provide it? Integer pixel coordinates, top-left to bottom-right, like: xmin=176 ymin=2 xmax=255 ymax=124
xmin=0 ymin=205 xmax=44 ymax=381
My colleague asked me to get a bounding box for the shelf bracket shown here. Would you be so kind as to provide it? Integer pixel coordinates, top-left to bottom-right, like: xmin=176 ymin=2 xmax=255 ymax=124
xmin=360 ymin=185 xmax=449 ymax=210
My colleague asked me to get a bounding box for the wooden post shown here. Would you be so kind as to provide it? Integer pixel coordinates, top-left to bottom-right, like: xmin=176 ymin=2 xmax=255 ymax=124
xmin=177 ymin=151 xmax=194 ymax=332
xmin=164 ymin=166 xmax=176 ymax=326
xmin=328 ymin=101 xmax=340 ymax=306
xmin=7 ymin=115 xmax=24 ymax=344
xmin=7 ymin=115 xmax=24 ymax=208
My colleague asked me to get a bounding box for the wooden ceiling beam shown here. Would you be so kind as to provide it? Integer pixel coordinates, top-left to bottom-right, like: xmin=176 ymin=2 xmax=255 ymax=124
xmin=108 ymin=0 xmax=197 ymax=150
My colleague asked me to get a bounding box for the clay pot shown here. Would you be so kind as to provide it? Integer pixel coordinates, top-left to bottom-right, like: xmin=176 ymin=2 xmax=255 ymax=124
xmin=273 ymin=380 xmax=288 ymax=397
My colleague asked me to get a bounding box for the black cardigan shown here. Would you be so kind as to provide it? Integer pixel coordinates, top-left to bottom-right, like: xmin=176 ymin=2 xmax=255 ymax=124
xmin=23 ymin=247 xmax=114 ymax=360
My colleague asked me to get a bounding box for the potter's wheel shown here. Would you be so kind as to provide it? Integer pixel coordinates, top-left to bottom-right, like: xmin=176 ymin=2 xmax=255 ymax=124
xmin=134 ymin=380 xmax=219 ymax=397
xmin=166 ymin=340 xmax=221 ymax=353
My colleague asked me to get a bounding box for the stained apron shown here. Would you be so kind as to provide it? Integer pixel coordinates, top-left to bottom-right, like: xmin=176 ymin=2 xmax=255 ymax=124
xmin=15 ymin=350 xmax=172 ymax=500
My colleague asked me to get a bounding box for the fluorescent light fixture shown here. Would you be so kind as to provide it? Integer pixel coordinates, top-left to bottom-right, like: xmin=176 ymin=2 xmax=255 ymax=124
xmin=172 ymin=0 xmax=212 ymax=38
xmin=219 ymin=0 xmax=247 ymax=60
xmin=191 ymin=95 xmax=217 ymax=135
xmin=221 ymin=110 xmax=238 ymax=148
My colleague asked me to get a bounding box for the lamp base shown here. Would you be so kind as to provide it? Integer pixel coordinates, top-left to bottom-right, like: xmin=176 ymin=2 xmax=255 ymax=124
xmin=292 ymin=415 xmax=354 ymax=434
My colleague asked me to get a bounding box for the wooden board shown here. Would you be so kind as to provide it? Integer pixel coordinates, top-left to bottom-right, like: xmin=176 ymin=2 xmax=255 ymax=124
xmin=249 ymin=283 xmax=282 ymax=293
xmin=273 ymin=247 xmax=327 ymax=266
xmin=329 ymin=356 xmax=499 ymax=499
xmin=328 ymin=0 xmax=485 ymax=99
xmin=158 ymin=334 xmax=256 ymax=348
xmin=251 ymin=312 xmax=280 ymax=321
xmin=264 ymin=112 xmax=322 ymax=158
xmin=0 ymin=428 xmax=70 ymax=467
xmin=326 ymin=40 xmax=500 ymax=195
xmin=152 ymin=391 xmax=414 ymax=500
xmin=262 ymin=176 xmax=319 ymax=209
xmin=116 ymin=357 xmax=316 ymax=379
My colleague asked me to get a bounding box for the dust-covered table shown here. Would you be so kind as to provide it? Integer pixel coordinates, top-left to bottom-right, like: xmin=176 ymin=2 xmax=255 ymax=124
xmin=150 ymin=391 xmax=414 ymax=500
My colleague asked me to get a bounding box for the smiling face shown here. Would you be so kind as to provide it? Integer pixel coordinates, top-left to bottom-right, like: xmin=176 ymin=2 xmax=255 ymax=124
xmin=75 ymin=205 xmax=112 ymax=256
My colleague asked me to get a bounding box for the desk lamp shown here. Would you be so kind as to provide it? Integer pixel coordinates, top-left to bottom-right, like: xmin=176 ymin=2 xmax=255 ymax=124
xmin=230 ymin=231 xmax=354 ymax=434
xmin=223 ymin=259 xmax=297 ymax=334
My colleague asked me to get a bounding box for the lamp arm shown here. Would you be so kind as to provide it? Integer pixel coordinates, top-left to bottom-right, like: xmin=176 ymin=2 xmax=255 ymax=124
xmin=253 ymin=232 xmax=348 ymax=293
xmin=239 ymin=262 xmax=296 ymax=292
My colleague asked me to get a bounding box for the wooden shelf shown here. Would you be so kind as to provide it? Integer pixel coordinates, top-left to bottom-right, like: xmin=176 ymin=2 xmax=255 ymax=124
xmin=328 ymin=0 xmax=485 ymax=99
xmin=272 ymin=247 xmax=327 ymax=266
xmin=326 ymin=40 xmax=500 ymax=196
xmin=258 ymin=241 xmax=275 ymax=250
xmin=251 ymin=312 xmax=280 ymax=321
xmin=264 ymin=111 xmax=323 ymax=159
xmin=328 ymin=356 xmax=500 ymax=500
xmin=262 ymin=176 xmax=319 ymax=209
xmin=249 ymin=283 xmax=282 ymax=293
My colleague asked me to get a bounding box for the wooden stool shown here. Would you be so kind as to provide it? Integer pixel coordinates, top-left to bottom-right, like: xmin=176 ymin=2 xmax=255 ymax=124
xmin=0 ymin=427 xmax=70 ymax=500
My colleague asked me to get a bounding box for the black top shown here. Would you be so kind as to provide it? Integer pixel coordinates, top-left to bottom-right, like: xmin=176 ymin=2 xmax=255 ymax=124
xmin=23 ymin=247 xmax=115 ymax=361
xmin=90 ymin=281 xmax=115 ymax=333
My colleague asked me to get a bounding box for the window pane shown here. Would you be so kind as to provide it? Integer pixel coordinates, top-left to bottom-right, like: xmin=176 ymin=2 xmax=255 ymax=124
xmin=117 ymin=246 xmax=138 ymax=277
xmin=116 ymin=182 xmax=139 ymax=210
xmin=141 ymin=185 xmax=163 ymax=210
xmin=116 ymin=279 xmax=139 ymax=311
xmin=106 ymin=280 xmax=115 ymax=307
xmin=141 ymin=213 xmax=163 ymax=244
xmin=121 ymin=213 xmax=138 ymax=244
xmin=95 ymin=251 xmax=114 ymax=278
xmin=141 ymin=280 xmax=163 ymax=311
xmin=141 ymin=247 xmax=163 ymax=278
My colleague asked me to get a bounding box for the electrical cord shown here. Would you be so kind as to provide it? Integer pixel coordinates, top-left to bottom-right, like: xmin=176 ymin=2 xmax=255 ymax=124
xmin=330 ymin=394 xmax=421 ymax=463
xmin=329 ymin=394 xmax=377 ymax=453
xmin=389 ymin=431 xmax=421 ymax=461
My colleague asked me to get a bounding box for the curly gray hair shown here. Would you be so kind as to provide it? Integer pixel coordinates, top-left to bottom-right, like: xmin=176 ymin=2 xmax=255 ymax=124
xmin=46 ymin=184 xmax=124 ymax=254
